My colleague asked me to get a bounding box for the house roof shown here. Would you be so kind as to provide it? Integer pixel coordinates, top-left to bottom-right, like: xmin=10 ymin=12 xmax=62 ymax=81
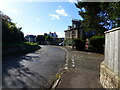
xmin=25 ymin=35 xmax=36 ymax=38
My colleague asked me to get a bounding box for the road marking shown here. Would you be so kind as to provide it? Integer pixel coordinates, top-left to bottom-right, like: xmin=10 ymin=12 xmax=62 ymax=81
xmin=64 ymin=66 xmax=68 ymax=70
xmin=72 ymin=58 xmax=75 ymax=68
xmin=72 ymin=64 xmax=75 ymax=68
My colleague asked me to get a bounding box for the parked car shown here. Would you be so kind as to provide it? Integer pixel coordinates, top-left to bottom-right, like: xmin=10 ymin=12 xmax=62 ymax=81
xmin=58 ymin=43 xmax=63 ymax=46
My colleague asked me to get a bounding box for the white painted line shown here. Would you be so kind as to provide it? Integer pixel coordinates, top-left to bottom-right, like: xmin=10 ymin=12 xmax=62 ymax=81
xmin=67 ymin=58 xmax=69 ymax=60
xmin=65 ymin=63 xmax=68 ymax=66
xmin=72 ymin=64 xmax=75 ymax=68
xmin=72 ymin=61 xmax=75 ymax=64
xmin=64 ymin=66 xmax=68 ymax=70
xmin=72 ymin=59 xmax=74 ymax=62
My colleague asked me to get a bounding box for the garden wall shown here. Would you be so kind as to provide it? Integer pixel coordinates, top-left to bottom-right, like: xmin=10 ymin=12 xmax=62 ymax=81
xmin=100 ymin=27 xmax=120 ymax=88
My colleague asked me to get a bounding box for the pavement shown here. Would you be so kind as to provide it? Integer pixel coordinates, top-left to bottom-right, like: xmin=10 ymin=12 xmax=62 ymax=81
xmin=57 ymin=46 xmax=105 ymax=89
xmin=2 ymin=45 xmax=66 ymax=88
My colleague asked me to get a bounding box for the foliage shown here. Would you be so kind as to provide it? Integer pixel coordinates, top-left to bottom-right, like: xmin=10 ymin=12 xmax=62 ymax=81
xmin=75 ymin=2 xmax=120 ymax=35
xmin=23 ymin=42 xmax=38 ymax=46
xmin=100 ymin=2 xmax=120 ymax=28
xmin=75 ymin=2 xmax=107 ymax=35
xmin=64 ymin=38 xmax=85 ymax=50
xmin=36 ymin=35 xmax=45 ymax=44
xmin=90 ymin=35 xmax=105 ymax=53
xmin=36 ymin=34 xmax=56 ymax=45
xmin=45 ymin=35 xmax=54 ymax=43
xmin=3 ymin=42 xmax=41 ymax=57
xmin=64 ymin=39 xmax=73 ymax=46
xmin=73 ymin=38 xmax=85 ymax=50
xmin=1 ymin=12 xmax=25 ymax=43
xmin=56 ymin=38 xmax=64 ymax=44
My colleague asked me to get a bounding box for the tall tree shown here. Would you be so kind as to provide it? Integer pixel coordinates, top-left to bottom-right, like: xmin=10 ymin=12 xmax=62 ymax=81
xmin=75 ymin=2 xmax=120 ymax=35
xmin=100 ymin=2 xmax=120 ymax=28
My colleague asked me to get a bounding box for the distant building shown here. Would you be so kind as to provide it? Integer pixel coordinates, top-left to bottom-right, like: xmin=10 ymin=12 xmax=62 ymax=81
xmin=64 ymin=19 xmax=84 ymax=40
xmin=48 ymin=32 xmax=58 ymax=38
xmin=25 ymin=35 xmax=36 ymax=43
xmin=64 ymin=19 xmax=96 ymax=40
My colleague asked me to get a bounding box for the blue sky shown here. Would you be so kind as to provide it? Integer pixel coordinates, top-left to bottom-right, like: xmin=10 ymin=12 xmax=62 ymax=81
xmin=0 ymin=1 xmax=83 ymax=37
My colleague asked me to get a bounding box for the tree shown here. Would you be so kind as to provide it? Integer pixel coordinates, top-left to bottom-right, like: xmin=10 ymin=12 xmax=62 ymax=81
xmin=100 ymin=2 xmax=120 ymax=28
xmin=45 ymin=35 xmax=54 ymax=44
xmin=1 ymin=12 xmax=24 ymax=43
xmin=75 ymin=2 xmax=120 ymax=35
xmin=36 ymin=35 xmax=45 ymax=44
xmin=75 ymin=2 xmax=106 ymax=35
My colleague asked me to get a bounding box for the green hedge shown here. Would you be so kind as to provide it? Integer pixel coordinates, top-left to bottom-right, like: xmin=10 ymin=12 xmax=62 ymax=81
xmin=73 ymin=38 xmax=85 ymax=50
xmin=90 ymin=35 xmax=105 ymax=53
xmin=64 ymin=38 xmax=85 ymax=50
xmin=64 ymin=39 xmax=73 ymax=46
xmin=3 ymin=42 xmax=41 ymax=58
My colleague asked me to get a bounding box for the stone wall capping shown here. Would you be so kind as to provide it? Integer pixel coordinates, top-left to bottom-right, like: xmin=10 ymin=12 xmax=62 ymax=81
xmin=104 ymin=27 xmax=120 ymax=34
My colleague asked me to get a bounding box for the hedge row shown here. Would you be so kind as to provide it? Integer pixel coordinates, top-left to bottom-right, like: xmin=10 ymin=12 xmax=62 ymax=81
xmin=72 ymin=39 xmax=85 ymax=50
xmin=3 ymin=42 xmax=41 ymax=58
xmin=64 ymin=38 xmax=85 ymax=50
xmin=90 ymin=35 xmax=105 ymax=53
xmin=64 ymin=39 xmax=73 ymax=46
xmin=64 ymin=35 xmax=105 ymax=53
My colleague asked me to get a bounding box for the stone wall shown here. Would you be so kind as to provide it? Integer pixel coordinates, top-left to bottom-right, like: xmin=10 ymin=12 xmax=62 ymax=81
xmin=100 ymin=27 xmax=120 ymax=88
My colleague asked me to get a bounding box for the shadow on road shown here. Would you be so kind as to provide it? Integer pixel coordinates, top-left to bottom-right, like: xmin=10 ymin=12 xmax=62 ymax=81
xmin=2 ymin=53 xmax=48 ymax=88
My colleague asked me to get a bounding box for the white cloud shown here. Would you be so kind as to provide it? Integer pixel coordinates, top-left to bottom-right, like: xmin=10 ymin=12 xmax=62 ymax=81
xmin=49 ymin=13 xmax=60 ymax=20
xmin=49 ymin=6 xmax=68 ymax=20
xmin=36 ymin=17 xmax=40 ymax=21
xmin=55 ymin=8 xmax=68 ymax=16
xmin=58 ymin=5 xmax=62 ymax=8
xmin=11 ymin=8 xmax=19 ymax=13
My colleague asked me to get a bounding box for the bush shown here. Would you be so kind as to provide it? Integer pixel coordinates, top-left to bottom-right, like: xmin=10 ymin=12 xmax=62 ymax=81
xmin=2 ymin=13 xmax=25 ymax=43
xmin=90 ymin=35 xmax=105 ymax=53
xmin=64 ymin=39 xmax=73 ymax=46
xmin=3 ymin=42 xmax=41 ymax=57
xmin=73 ymin=38 xmax=85 ymax=50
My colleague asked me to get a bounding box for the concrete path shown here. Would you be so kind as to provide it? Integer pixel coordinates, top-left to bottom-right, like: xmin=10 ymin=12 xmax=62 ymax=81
xmin=2 ymin=45 xmax=66 ymax=88
xmin=57 ymin=46 xmax=105 ymax=89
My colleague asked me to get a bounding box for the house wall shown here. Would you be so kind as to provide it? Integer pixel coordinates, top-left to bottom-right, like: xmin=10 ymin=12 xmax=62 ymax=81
xmin=65 ymin=30 xmax=79 ymax=39
xmin=100 ymin=27 xmax=120 ymax=88
xmin=29 ymin=37 xmax=36 ymax=43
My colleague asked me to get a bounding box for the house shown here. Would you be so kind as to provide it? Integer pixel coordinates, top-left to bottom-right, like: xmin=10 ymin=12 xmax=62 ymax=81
xmin=48 ymin=32 xmax=58 ymax=38
xmin=25 ymin=35 xmax=36 ymax=43
xmin=64 ymin=19 xmax=84 ymax=40
xmin=64 ymin=19 xmax=96 ymax=40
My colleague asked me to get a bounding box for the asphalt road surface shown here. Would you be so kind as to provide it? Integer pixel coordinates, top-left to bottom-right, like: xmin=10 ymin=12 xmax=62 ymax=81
xmin=2 ymin=45 xmax=66 ymax=88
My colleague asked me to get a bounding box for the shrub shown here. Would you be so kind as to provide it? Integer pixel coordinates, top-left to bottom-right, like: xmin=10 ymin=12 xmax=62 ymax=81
xmin=90 ymin=35 xmax=105 ymax=53
xmin=73 ymin=38 xmax=85 ymax=50
xmin=2 ymin=13 xmax=25 ymax=43
xmin=64 ymin=39 xmax=73 ymax=46
xmin=3 ymin=42 xmax=41 ymax=57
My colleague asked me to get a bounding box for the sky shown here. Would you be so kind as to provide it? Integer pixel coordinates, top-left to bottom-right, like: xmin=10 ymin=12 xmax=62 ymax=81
xmin=0 ymin=0 xmax=83 ymax=38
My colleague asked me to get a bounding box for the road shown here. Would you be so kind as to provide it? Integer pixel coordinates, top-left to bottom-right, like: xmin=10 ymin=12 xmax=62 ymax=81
xmin=2 ymin=45 xmax=66 ymax=88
